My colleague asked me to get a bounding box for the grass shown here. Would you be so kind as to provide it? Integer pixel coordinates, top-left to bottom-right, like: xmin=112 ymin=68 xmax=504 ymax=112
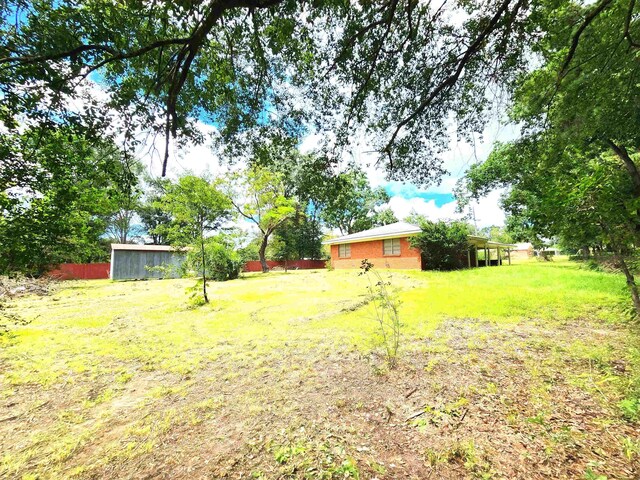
xmin=1 ymin=260 xmax=639 ymax=479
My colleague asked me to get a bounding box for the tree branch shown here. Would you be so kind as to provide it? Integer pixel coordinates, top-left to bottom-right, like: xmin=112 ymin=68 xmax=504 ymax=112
xmin=624 ymin=0 xmax=640 ymax=49
xmin=383 ymin=0 xmax=523 ymax=156
xmin=605 ymin=138 xmax=640 ymax=197
xmin=558 ymin=0 xmax=614 ymax=78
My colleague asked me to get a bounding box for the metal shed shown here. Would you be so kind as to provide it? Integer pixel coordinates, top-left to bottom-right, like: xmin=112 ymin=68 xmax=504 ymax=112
xmin=110 ymin=244 xmax=187 ymax=280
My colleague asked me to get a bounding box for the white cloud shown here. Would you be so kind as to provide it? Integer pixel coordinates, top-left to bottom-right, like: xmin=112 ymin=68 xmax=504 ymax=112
xmin=472 ymin=189 xmax=506 ymax=228
xmin=386 ymin=188 xmax=506 ymax=229
xmin=388 ymin=196 xmax=459 ymax=222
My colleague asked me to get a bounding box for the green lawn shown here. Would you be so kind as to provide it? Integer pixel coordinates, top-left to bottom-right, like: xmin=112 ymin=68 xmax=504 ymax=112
xmin=1 ymin=261 xmax=639 ymax=479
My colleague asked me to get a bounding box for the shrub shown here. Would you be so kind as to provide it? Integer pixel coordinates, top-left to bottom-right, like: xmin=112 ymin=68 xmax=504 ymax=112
xmin=187 ymin=239 xmax=243 ymax=282
xmin=410 ymin=220 xmax=471 ymax=270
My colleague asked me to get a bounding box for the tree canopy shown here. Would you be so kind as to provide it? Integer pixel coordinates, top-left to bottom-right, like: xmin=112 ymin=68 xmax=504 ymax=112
xmin=459 ymin=0 xmax=640 ymax=313
xmin=318 ymin=168 xmax=390 ymax=235
xmin=0 ymin=128 xmax=138 ymax=275
xmin=225 ymin=167 xmax=296 ymax=272
xmin=5 ymin=0 xmax=627 ymax=183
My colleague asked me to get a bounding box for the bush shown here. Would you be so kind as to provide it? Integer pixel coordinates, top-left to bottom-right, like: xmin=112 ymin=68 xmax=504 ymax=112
xmin=187 ymin=239 xmax=243 ymax=282
xmin=410 ymin=220 xmax=471 ymax=270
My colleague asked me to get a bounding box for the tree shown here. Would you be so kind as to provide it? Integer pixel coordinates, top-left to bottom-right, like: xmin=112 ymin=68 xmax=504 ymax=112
xmin=320 ymin=168 xmax=390 ymax=235
xmin=373 ymin=207 xmax=399 ymax=227
xmin=0 ymin=127 xmax=135 ymax=275
xmin=457 ymin=0 xmax=640 ymax=314
xmin=137 ymin=177 xmax=173 ymax=245
xmin=462 ymin=140 xmax=640 ymax=314
xmin=159 ymin=175 xmax=232 ymax=303
xmin=225 ymin=167 xmax=295 ymax=273
xmin=104 ymin=159 xmax=145 ymax=244
xmin=270 ymin=208 xmax=324 ymax=270
xmin=479 ymin=225 xmax=513 ymax=245
xmin=410 ymin=220 xmax=472 ymax=271
xmin=0 ymin=0 xmax=579 ymax=184
xmin=505 ymin=0 xmax=640 ymax=205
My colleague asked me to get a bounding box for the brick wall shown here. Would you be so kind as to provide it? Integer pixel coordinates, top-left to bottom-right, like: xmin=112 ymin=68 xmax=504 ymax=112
xmin=330 ymin=237 xmax=421 ymax=270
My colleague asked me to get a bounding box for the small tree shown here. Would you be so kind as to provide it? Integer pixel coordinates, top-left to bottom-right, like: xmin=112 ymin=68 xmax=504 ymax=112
xmin=360 ymin=259 xmax=401 ymax=368
xmin=159 ymin=175 xmax=232 ymax=303
xmin=225 ymin=167 xmax=295 ymax=273
xmin=410 ymin=220 xmax=471 ymax=271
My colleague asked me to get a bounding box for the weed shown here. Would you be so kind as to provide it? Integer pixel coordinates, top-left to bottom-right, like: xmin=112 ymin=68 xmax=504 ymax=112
xmin=425 ymin=439 xmax=492 ymax=477
xmin=621 ymin=436 xmax=640 ymax=462
xmin=274 ymin=443 xmax=307 ymax=464
xmin=584 ymin=467 xmax=607 ymax=480
xmin=115 ymin=371 xmax=133 ymax=384
xmin=526 ymin=412 xmax=548 ymax=426
xmin=618 ymin=397 xmax=640 ymax=421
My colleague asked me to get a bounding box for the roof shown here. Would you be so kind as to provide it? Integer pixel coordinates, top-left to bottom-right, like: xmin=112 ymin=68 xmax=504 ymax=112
xmin=322 ymin=222 xmax=422 ymax=245
xmin=110 ymin=244 xmax=187 ymax=252
xmin=513 ymin=242 xmax=533 ymax=250
xmin=323 ymin=224 xmax=516 ymax=248
xmin=467 ymin=235 xmax=517 ymax=248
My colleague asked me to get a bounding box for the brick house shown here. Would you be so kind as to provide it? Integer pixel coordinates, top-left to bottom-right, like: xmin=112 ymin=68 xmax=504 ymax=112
xmin=324 ymin=222 xmax=515 ymax=270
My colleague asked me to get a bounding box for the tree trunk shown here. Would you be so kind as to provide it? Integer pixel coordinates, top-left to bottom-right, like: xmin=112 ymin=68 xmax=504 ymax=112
xmin=259 ymin=234 xmax=270 ymax=273
xmin=606 ymin=139 xmax=640 ymax=197
xmin=201 ymin=235 xmax=208 ymax=303
xmin=617 ymin=253 xmax=640 ymax=317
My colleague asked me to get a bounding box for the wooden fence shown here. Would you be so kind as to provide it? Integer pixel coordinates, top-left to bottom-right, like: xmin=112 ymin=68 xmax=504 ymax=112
xmin=243 ymin=260 xmax=327 ymax=272
xmin=47 ymin=263 xmax=111 ymax=280
xmin=47 ymin=259 xmax=327 ymax=279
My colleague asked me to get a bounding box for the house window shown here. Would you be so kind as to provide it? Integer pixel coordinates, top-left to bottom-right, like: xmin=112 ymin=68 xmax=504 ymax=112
xmin=338 ymin=244 xmax=351 ymax=258
xmin=383 ymin=238 xmax=401 ymax=256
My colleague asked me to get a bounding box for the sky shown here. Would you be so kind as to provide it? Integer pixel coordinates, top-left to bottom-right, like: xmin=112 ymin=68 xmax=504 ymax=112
xmin=150 ymin=118 xmax=519 ymax=230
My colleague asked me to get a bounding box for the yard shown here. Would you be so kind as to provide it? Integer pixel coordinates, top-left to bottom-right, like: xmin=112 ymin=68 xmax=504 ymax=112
xmin=1 ymin=261 xmax=639 ymax=479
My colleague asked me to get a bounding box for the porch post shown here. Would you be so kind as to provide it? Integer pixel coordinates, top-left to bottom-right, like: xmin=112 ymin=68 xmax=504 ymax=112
xmin=467 ymin=247 xmax=471 ymax=268
xmin=508 ymin=249 xmax=511 ymax=265
xmin=498 ymin=247 xmax=502 ymax=266
xmin=485 ymin=247 xmax=489 ymax=266
xmin=475 ymin=245 xmax=479 ymax=267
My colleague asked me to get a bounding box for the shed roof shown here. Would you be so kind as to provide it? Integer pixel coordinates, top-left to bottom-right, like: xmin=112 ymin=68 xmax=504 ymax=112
xmin=110 ymin=244 xmax=187 ymax=252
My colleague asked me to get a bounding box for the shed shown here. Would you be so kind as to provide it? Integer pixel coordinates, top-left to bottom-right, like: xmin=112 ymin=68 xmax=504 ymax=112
xmin=110 ymin=244 xmax=187 ymax=280
xmin=511 ymin=242 xmax=534 ymax=260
